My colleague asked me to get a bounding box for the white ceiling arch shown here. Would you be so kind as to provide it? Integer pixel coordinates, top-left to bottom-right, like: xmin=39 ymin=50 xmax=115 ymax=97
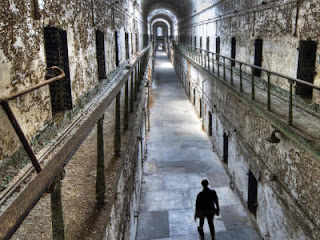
xmin=151 ymin=18 xmax=171 ymax=36
xmin=141 ymin=0 xmax=193 ymax=20
xmin=148 ymin=9 xmax=178 ymax=25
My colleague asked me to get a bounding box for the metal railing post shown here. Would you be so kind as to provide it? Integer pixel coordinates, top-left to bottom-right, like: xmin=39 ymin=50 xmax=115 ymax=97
xmin=134 ymin=65 xmax=138 ymax=99
xmin=223 ymin=57 xmax=226 ymax=81
xmin=51 ymin=174 xmax=65 ymax=240
xmin=240 ymin=63 xmax=243 ymax=92
xmin=251 ymin=67 xmax=255 ymax=100
xmin=130 ymin=72 xmax=134 ymax=112
xmin=124 ymin=80 xmax=129 ymax=130
xmin=217 ymin=56 xmax=220 ymax=77
xmin=201 ymin=50 xmax=204 ymax=67
xmin=289 ymin=80 xmax=294 ymax=125
xmin=212 ymin=53 xmax=215 ymax=73
xmin=0 ymin=101 xmax=42 ymax=173
xmin=114 ymin=92 xmax=121 ymax=156
xmin=267 ymin=73 xmax=271 ymax=111
xmin=197 ymin=49 xmax=199 ymax=63
xmin=230 ymin=60 xmax=233 ymax=86
xmin=96 ymin=115 xmax=106 ymax=204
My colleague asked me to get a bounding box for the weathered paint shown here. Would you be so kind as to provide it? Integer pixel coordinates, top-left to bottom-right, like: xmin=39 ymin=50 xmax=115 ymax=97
xmin=0 ymin=0 xmax=143 ymax=159
xmin=180 ymin=0 xmax=320 ymax=104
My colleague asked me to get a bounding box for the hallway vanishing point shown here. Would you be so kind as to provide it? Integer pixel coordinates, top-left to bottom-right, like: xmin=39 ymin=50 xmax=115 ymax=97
xmin=136 ymin=51 xmax=260 ymax=240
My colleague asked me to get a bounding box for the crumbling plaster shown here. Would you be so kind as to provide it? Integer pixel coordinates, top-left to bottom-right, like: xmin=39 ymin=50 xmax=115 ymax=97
xmin=0 ymin=0 xmax=143 ymax=158
xmin=179 ymin=0 xmax=320 ymax=103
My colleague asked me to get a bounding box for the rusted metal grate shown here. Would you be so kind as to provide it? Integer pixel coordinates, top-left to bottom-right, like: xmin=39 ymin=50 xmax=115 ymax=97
xmin=296 ymin=40 xmax=317 ymax=98
xmin=125 ymin=32 xmax=130 ymax=59
xmin=96 ymin=30 xmax=107 ymax=80
xmin=115 ymin=31 xmax=120 ymax=67
xmin=44 ymin=27 xmax=73 ymax=113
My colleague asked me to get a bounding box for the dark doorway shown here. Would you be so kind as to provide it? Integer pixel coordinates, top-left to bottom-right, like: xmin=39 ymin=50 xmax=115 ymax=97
xmin=296 ymin=40 xmax=317 ymax=98
xmin=199 ymin=98 xmax=202 ymax=118
xmin=188 ymin=82 xmax=191 ymax=97
xmin=190 ymin=36 xmax=192 ymax=45
xmin=96 ymin=30 xmax=106 ymax=80
xmin=247 ymin=170 xmax=258 ymax=216
xmin=125 ymin=32 xmax=130 ymax=59
xmin=193 ymin=88 xmax=196 ymax=105
xmin=216 ymin=37 xmax=220 ymax=59
xmin=143 ymin=34 xmax=149 ymax=48
xmin=231 ymin=37 xmax=236 ymax=66
xmin=200 ymin=37 xmax=203 ymax=64
xmin=131 ymin=33 xmax=133 ymax=55
xmin=44 ymin=27 xmax=72 ymax=114
xmin=136 ymin=33 xmax=139 ymax=52
xmin=208 ymin=111 xmax=212 ymax=136
xmin=254 ymin=38 xmax=263 ymax=77
xmin=223 ymin=132 xmax=228 ymax=164
xmin=115 ymin=31 xmax=120 ymax=67
xmin=206 ymin=37 xmax=210 ymax=67
xmin=194 ymin=36 xmax=197 ymax=47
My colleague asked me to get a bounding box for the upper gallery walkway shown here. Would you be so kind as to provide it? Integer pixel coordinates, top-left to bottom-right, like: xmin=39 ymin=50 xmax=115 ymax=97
xmin=174 ymin=42 xmax=320 ymax=161
xmin=136 ymin=51 xmax=260 ymax=240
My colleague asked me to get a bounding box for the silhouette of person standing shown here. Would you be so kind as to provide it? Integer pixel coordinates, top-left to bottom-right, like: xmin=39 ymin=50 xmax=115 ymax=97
xmin=194 ymin=179 xmax=220 ymax=239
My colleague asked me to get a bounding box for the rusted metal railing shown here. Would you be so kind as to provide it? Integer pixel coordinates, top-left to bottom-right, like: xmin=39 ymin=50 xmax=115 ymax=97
xmin=0 ymin=45 xmax=152 ymax=240
xmin=175 ymin=42 xmax=320 ymax=126
xmin=0 ymin=66 xmax=65 ymax=173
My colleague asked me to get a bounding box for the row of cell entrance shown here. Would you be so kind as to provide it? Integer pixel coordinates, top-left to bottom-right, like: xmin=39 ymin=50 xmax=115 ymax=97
xmin=180 ymin=35 xmax=318 ymax=99
xmin=43 ymin=27 xmax=139 ymax=115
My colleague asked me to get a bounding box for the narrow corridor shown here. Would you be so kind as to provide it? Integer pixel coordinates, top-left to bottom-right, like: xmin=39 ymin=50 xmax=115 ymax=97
xmin=136 ymin=51 xmax=260 ymax=240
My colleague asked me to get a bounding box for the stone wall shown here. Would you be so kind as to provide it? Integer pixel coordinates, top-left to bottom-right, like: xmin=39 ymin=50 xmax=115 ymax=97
xmin=172 ymin=47 xmax=320 ymax=240
xmin=0 ymin=0 xmax=144 ymax=159
xmin=179 ymin=0 xmax=320 ymax=104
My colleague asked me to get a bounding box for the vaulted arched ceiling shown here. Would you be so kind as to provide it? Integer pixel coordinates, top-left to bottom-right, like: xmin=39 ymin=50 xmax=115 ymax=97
xmin=150 ymin=13 xmax=173 ymax=27
xmin=141 ymin=0 xmax=193 ymax=20
xmin=152 ymin=19 xmax=171 ymax=34
xmin=153 ymin=22 xmax=169 ymax=35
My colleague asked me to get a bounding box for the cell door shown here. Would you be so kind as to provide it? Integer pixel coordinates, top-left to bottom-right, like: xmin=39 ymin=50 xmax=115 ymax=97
xmin=193 ymin=88 xmax=196 ymax=105
xmin=206 ymin=37 xmax=210 ymax=67
xmin=248 ymin=170 xmax=258 ymax=215
xmin=136 ymin=33 xmax=139 ymax=52
xmin=216 ymin=37 xmax=220 ymax=60
xmin=231 ymin=37 xmax=236 ymax=66
xmin=194 ymin=36 xmax=197 ymax=47
xmin=125 ymin=32 xmax=130 ymax=59
xmin=44 ymin=27 xmax=72 ymax=113
xmin=96 ymin=30 xmax=106 ymax=79
xmin=208 ymin=111 xmax=212 ymax=136
xmin=115 ymin=31 xmax=120 ymax=67
xmin=254 ymin=39 xmax=263 ymax=77
xmin=223 ymin=132 xmax=228 ymax=164
xmin=296 ymin=40 xmax=317 ymax=98
xmin=199 ymin=98 xmax=202 ymax=118
xmin=131 ymin=33 xmax=133 ymax=54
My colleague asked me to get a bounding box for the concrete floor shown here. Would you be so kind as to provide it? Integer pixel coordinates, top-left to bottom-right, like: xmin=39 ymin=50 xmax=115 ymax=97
xmin=136 ymin=51 xmax=260 ymax=240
